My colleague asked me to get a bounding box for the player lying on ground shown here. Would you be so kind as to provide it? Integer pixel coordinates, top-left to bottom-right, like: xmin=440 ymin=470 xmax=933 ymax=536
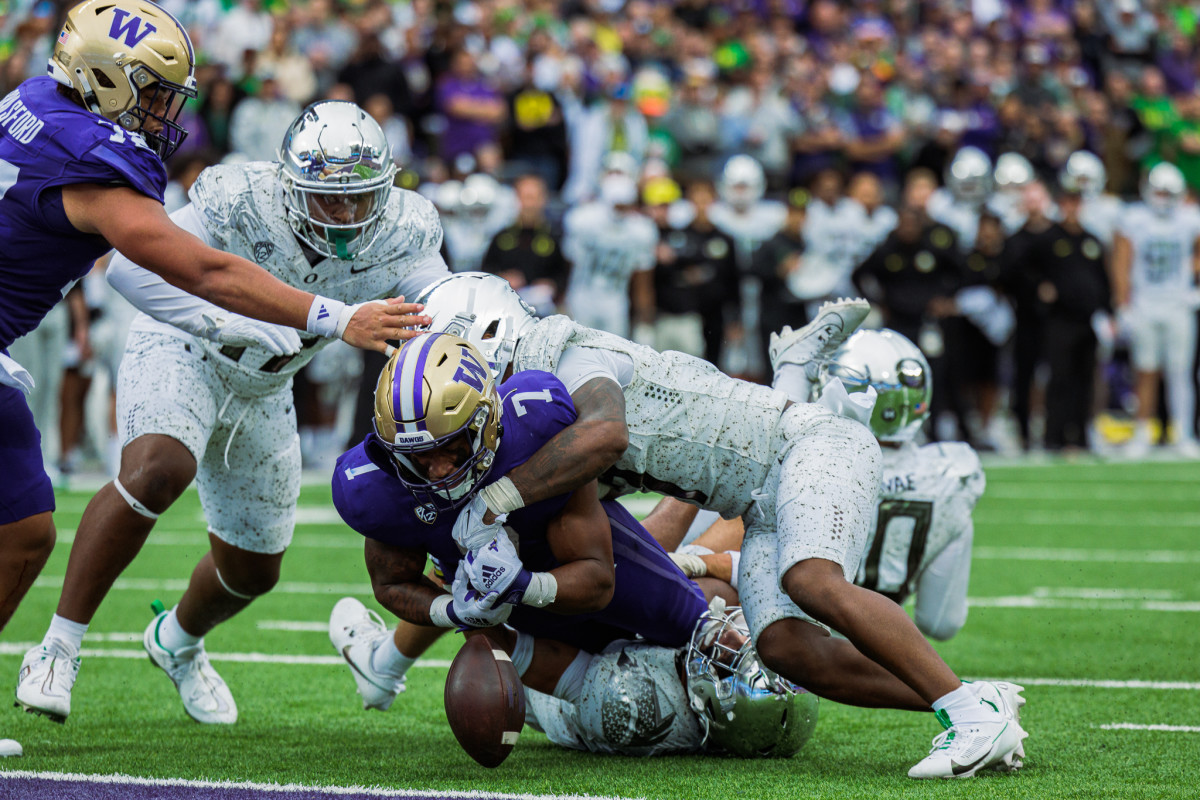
xmin=408 ymin=273 xmax=1026 ymax=778
xmin=666 ymin=328 xmax=986 ymax=643
xmin=15 ymin=100 xmax=444 ymax=726
xmin=326 ymin=333 xmax=709 ymax=709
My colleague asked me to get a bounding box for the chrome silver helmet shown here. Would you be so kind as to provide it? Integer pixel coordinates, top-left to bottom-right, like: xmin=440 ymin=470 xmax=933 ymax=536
xmin=1142 ymin=162 xmax=1186 ymax=215
xmin=685 ymin=603 xmax=819 ymax=758
xmin=415 ymin=273 xmax=537 ymax=378
xmin=279 ymin=100 xmax=397 ymax=260
xmin=577 ymin=642 xmax=706 ymax=756
xmin=718 ymin=154 xmax=766 ymax=211
xmin=818 ymin=329 xmax=932 ymax=443
xmin=994 ymin=151 xmax=1034 ymax=194
xmin=1060 ymin=150 xmax=1106 ymax=198
xmin=945 ymin=146 xmax=993 ymax=205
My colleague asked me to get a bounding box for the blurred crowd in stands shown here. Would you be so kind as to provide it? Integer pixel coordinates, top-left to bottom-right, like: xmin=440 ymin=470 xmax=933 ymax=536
xmin=5 ymin=0 xmax=1200 ymax=477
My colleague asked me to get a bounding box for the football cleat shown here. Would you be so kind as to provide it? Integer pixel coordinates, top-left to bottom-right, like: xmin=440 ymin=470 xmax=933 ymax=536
xmin=329 ymin=597 xmax=406 ymax=711
xmin=0 ymin=737 xmax=20 ymax=757
xmin=143 ymin=611 xmax=237 ymax=724
xmin=14 ymin=642 xmax=80 ymax=723
xmin=768 ymin=297 xmax=872 ymax=378
xmin=908 ymin=710 xmax=1028 ymax=779
xmin=972 ymin=680 xmax=1026 ymax=724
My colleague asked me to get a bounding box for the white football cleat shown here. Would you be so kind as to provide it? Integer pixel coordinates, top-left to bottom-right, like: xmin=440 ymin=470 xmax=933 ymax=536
xmin=144 ymin=611 xmax=237 ymax=724
xmin=329 ymin=597 xmax=406 ymax=711
xmin=768 ymin=297 xmax=872 ymax=377
xmin=14 ymin=642 xmax=80 ymax=723
xmin=908 ymin=710 xmax=1028 ymax=779
xmin=0 ymin=738 xmax=21 ymax=757
xmin=972 ymin=680 xmax=1026 ymax=724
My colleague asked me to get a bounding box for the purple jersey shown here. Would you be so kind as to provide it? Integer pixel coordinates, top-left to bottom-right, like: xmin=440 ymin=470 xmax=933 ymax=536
xmin=0 ymin=76 xmax=167 ymax=349
xmin=333 ymin=369 xmax=706 ymax=652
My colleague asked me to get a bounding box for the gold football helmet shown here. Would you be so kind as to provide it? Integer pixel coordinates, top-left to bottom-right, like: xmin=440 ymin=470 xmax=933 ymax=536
xmin=373 ymin=333 xmax=503 ymax=509
xmin=49 ymin=0 xmax=197 ymax=159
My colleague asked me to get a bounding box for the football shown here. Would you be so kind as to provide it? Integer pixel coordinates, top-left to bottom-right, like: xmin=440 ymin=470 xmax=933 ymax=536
xmin=444 ymin=634 xmax=526 ymax=768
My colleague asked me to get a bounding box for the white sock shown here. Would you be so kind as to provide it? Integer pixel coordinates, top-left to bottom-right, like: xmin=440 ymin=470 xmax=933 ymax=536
xmin=43 ymin=614 xmax=88 ymax=655
xmin=156 ymin=607 xmax=202 ymax=653
xmin=771 ymin=362 xmax=811 ymax=403
xmin=933 ymin=683 xmax=996 ymax=725
xmin=369 ymin=633 xmax=415 ymax=680
xmin=552 ymin=651 xmax=592 ymax=703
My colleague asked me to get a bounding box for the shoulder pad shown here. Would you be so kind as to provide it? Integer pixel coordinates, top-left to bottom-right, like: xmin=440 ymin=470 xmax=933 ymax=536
xmin=393 ymin=188 xmax=443 ymax=255
xmin=188 ymin=162 xmax=277 ymax=226
xmin=925 ymin=441 xmax=985 ymax=498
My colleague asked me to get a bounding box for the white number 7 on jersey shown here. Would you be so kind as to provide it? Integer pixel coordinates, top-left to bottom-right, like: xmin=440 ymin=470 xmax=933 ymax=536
xmin=511 ymin=389 xmax=553 ymax=417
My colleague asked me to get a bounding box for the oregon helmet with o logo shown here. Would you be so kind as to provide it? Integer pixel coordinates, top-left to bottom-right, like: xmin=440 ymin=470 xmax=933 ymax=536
xmin=819 ymin=329 xmax=932 ymax=443
xmin=279 ymin=100 xmax=398 ymax=260
xmin=49 ymin=0 xmax=197 ymax=159
xmin=373 ymin=333 xmax=502 ymax=509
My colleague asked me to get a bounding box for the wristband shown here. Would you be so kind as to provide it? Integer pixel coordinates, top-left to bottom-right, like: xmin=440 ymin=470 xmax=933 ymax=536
xmin=306 ymin=295 xmax=347 ymax=339
xmin=480 ymin=476 xmax=525 ymax=515
xmin=429 ymin=595 xmax=457 ymax=628
xmin=520 ymin=572 xmax=557 ymax=608
xmin=669 ymin=551 xmax=708 ymax=578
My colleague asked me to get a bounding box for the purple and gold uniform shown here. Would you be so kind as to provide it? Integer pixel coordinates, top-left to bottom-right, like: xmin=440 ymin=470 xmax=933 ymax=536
xmin=0 ymin=76 xmax=167 ymax=522
xmin=333 ymin=370 xmax=707 ymax=652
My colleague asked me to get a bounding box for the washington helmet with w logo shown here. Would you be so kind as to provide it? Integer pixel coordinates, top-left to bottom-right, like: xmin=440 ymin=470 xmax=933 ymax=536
xmin=373 ymin=333 xmax=504 ymax=510
xmin=48 ymin=0 xmax=197 ymax=159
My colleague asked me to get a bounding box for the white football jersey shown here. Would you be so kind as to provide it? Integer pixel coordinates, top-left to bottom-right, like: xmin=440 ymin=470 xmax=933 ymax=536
xmin=562 ymin=203 xmax=658 ymax=292
xmin=129 ymin=162 xmax=446 ymax=394
xmin=1079 ymin=194 xmax=1124 ymax=247
xmin=514 ymin=315 xmax=791 ymax=518
xmin=927 ymin=188 xmax=981 ymax=252
xmin=709 ymin=199 xmax=787 ymax=269
xmin=1118 ymin=202 xmax=1200 ymax=308
xmin=855 ymin=441 xmax=984 ymax=603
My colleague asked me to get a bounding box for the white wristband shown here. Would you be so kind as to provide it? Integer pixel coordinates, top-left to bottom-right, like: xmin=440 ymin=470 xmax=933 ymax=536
xmin=480 ymin=476 xmax=525 ymax=515
xmin=669 ymin=551 xmax=708 ymax=578
xmin=306 ymin=295 xmax=347 ymax=339
xmin=726 ymin=550 xmax=741 ymax=591
xmin=429 ymin=595 xmax=455 ymax=628
xmin=521 ymin=572 xmax=557 ymax=608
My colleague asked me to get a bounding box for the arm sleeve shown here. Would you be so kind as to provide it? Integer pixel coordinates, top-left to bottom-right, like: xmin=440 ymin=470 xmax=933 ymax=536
xmin=554 ymin=346 xmax=635 ymax=394
xmin=105 ymin=203 xmax=246 ymax=341
xmin=391 ymin=252 xmax=452 ymax=302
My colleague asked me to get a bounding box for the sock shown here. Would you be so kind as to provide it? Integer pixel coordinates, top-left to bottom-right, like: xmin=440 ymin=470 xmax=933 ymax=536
xmin=551 ymin=651 xmax=592 ymax=703
xmin=43 ymin=614 xmax=88 ymax=655
xmin=510 ymin=632 xmax=535 ymax=678
xmin=369 ymin=633 xmax=416 ymax=680
xmin=771 ymin=363 xmax=810 ymax=403
xmin=933 ymin=683 xmax=995 ymax=726
xmin=156 ymin=607 xmax=202 ymax=654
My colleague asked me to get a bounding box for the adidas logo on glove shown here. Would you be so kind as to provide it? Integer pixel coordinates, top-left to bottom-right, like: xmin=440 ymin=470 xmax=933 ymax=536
xmin=479 ymin=565 xmax=503 ymax=589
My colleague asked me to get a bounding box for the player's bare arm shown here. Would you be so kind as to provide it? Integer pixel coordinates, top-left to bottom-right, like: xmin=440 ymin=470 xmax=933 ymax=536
xmin=61 ymin=184 xmax=430 ymax=352
xmin=1111 ymin=232 xmax=1132 ymax=308
xmin=539 ymin=480 xmax=615 ymax=614
xmin=364 ymin=539 xmax=445 ymax=626
xmin=489 ymin=377 xmax=628 ymax=520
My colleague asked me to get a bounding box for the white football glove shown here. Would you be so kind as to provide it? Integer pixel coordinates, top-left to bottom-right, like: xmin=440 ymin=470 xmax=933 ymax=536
xmin=202 ymin=312 xmax=303 ymax=357
xmin=452 ymin=494 xmax=507 ymax=553
xmin=448 ymin=561 xmax=512 ymax=629
xmin=464 ymin=532 xmax=531 ymax=604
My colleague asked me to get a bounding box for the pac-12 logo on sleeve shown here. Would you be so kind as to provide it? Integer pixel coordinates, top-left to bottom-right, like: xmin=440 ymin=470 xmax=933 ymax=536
xmin=415 ymin=504 xmax=438 ymax=524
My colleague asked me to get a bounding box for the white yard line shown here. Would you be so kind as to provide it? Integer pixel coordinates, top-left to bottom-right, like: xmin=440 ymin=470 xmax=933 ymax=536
xmin=257 ymin=620 xmax=329 ymax=632
xmin=974 ymin=509 xmax=1200 ymax=526
xmin=0 ymin=770 xmax=639 ymax=799
xmin=1096 ymin=723 xmax=1200 ymax=733
xmin=30 ymin=576 xmax=369 ymax=594
xmin=968 ymin=597 xmax=1200 ymax=612
xmin=973 ymin=546 xmax=1200 ymax=563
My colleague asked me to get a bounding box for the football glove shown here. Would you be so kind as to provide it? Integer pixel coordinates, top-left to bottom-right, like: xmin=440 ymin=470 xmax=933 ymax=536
xmin=448 ymin=562 xmax=512 ymax=630
xmin=203 ymin=312 xmax=303 ymax=357
xmin=464 ymin=533 xmax=531 ymax=605
xmin=452 ymin=494 xmax=507 ymax=553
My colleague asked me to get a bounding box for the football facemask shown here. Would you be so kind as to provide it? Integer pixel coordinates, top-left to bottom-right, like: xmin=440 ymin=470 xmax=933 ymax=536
xmin=414 ymin=273 xmax=538 ymax=379
xmin=820 ymin=329 xmax=932 ymax=443
xmin=373 ymin=333 xmax=502 ymax=510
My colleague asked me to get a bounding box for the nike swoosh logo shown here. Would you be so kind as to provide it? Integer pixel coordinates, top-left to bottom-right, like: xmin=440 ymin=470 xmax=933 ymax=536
xmin=349 ymin=262 xmax=379 ymax=274
xmin=342 ymin=646 xmax=391 ymax=692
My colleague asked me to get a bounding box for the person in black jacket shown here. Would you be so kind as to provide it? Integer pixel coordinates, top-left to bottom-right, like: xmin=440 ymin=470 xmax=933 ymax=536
xmin=481 ymin=174 xmax=568 ymax=316
xmin=1033 ymin=187 xmax=1113 ymax=451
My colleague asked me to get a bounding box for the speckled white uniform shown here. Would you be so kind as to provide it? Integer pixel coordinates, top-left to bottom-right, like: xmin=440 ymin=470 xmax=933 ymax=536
xmin=523 ymin=641 xmax=705 ymax=755
xmin=116 ymin=162 xmax=446 ymax=553
xmin=561 ymin=203 xmax=658 ymax=337
xmin=514 ymin=316 xmax=883 ymax=641
xmin=857 ymin=442 xmax=984 ymax=640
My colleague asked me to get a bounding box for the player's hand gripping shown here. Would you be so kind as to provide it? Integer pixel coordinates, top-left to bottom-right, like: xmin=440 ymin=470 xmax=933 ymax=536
xmin=338 ymin=296 xmax=431 ymax=355
xmin=205 ymin=312 xmax=303 ymax=356
xmin=447 ymin=562 xmax=513 ymax=630
xmin=452 ymin=494 xmax=508 ymax=552
xmin=463 ymin=532 xmax=532 ymax=605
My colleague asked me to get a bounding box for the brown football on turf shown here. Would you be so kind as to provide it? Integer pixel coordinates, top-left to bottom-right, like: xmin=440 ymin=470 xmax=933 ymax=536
xmin=444 ymin=634 xmax=526 ymax=767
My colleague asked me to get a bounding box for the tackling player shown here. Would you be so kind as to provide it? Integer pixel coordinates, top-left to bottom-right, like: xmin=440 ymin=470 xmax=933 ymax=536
xmin=15 ymin=100 xmax=444 ymax=726
xmin=414 ymin=273 xmax=1027 ymax=779
xmin=326 ymin=333 xmax=708 ymax=710
xmin=0 ymin=2 xmax=414 ymax=753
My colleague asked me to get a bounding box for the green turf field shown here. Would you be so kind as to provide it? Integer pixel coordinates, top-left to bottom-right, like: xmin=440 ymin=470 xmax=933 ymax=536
xmin=2 ymin=459 xmax=1199 ymax=799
